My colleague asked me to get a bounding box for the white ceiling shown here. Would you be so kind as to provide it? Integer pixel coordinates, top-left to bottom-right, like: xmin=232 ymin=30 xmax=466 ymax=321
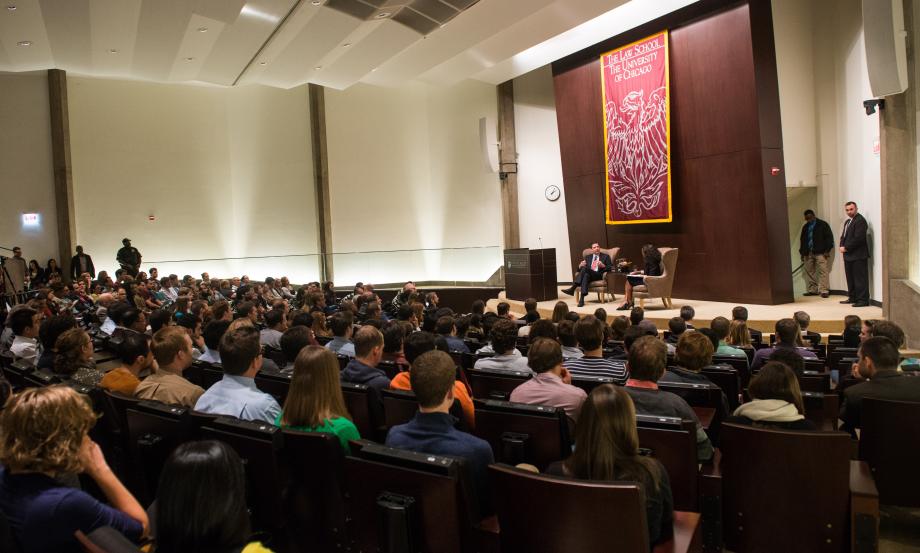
xmin=0 ymin=0 xmax=697 ymax=90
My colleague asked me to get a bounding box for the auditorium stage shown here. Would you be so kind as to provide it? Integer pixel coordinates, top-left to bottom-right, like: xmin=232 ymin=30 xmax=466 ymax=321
xmin=489 ymin=288 xmax=883 ymax=335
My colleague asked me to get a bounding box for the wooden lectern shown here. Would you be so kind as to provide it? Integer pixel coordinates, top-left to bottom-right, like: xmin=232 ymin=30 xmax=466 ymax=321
xmin=504 ymin=248 xmax=558 ymax=301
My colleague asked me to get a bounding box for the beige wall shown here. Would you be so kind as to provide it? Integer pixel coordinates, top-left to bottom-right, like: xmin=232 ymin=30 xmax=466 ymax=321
xmin=774 ymin=0 xmax=884 ymax=301
xmin=67 ymin=77 xmax=318 ymax=282
xmin=324 ymin=80 xmax=503 ymax=285
xmin=0 ymin=73 xmax=59 ymax=267
xmin=512 ymin=66 xmax=572 ymax=282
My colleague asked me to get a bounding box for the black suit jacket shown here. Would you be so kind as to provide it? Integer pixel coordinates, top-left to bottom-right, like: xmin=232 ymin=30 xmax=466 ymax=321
xmin=582 ymin=253 xmax=613 ymax=275
xmin=840 ymin=213 xmax=869 ymax=261
xmin=71 ymin=254 xmax=96 ymax=280
xmin=839 ymin=370 xmax=920 ymax=433
xmin=799 ymin=218 xmax=834 ymax=256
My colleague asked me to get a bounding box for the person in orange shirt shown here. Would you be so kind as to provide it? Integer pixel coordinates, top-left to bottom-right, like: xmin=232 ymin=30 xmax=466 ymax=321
xmin=99 ymin=332 xmax=154 ymax=395
xmin=389 ymin=331 xmax=475 ymax=429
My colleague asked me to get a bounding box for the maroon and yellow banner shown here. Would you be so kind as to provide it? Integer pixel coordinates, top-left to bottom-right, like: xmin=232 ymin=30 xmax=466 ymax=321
xmin=601 ymin=30 xmax=672 ymax=225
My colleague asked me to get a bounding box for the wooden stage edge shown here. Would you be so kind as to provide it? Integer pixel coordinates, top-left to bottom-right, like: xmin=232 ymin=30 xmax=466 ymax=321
xmin=488 ymin=286 xmax=884 ymax=335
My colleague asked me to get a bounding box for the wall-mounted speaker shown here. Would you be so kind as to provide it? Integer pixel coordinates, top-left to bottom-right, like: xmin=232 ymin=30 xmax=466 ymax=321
xmin=479 ymin=117 xmax=499 ymax=173
xmin=863 ymin=0 xmax=908 ymax=97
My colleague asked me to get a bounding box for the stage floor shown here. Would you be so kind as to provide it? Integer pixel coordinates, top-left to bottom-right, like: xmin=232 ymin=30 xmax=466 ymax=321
xmin=490 ymin=287 xmax=883 ymax=335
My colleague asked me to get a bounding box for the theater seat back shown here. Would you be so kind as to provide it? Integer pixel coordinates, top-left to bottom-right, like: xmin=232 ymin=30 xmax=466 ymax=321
xmin=472 ymin=399 xmax=570 ymax=470
xmin=860 ymin=397 xmax=920 ymax=507
xmin=489 ymin=464 xmax=649 ymax=553
xmin=720 ymin=423 xmax=851 ymax=552
xmin=282 ymin=429 xmax=347 ymax=551
xmin=636 ymin=415 xmax=698 ymax=511
xmin=125 ymin=401 xmax=192 ymax=504
xmin=466 ymin=367 xmax=531 ymax=401
xmin=343 ymin=444 xmax=471 ymax=553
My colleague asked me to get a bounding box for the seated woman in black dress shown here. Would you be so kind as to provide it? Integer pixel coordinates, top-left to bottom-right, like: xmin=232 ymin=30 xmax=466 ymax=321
xmin=726 ymin=361 xmax=816 ymax=430
xmin=617 ymin=244 xmax=663 ymax=311
xmin=546 ymin=384 xmax=674 ymax=546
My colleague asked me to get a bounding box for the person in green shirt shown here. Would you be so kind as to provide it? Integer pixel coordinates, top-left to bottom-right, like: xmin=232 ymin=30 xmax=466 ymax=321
xmin=274 ymin=345 xmax=360 ymax=453
xmin=710 ymin=317 xmax=749 ymax=363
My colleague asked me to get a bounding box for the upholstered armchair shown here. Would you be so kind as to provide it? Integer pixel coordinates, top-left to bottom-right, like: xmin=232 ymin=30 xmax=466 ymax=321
xmin=575 ymin=247 xmax=619 ymax=305
xmin=632 ymin=247 xmax=679 ymax=309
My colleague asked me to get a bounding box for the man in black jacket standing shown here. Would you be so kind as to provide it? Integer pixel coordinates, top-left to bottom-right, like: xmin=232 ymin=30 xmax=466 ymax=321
xmin=799 ymin=210 xmax=834 ymax=298
xmin=839 ymin=202 xmax=870 ymax=307
xmin=70 ymin=245 xmax=96 ymax=281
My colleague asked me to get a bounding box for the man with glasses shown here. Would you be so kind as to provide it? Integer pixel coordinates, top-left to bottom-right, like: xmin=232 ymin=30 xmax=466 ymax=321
xmin=2 ymin=246 xmax=27 ymax=304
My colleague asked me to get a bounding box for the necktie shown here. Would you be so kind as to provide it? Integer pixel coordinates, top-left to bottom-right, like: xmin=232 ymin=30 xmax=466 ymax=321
xmin=843 ymin=219 xmax=851 ymax=239
xmin=591 ymin=255 xmax=599 ymax=271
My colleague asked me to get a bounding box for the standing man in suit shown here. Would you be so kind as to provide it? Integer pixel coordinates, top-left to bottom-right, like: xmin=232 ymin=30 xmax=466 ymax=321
xmin=799 ymin=210 xmax=834 ymax=298
xmin=839 ymin=202 xmax=870 ymax=307
xmin=70 ymin=245 xmax=96 ymax=281
xmin=562 ymin=243 xmax=612 ymax=308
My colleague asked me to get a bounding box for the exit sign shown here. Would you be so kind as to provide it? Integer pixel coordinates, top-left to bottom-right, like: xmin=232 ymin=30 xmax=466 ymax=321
xmin=21 ymin=213 xmax=40 ymax=226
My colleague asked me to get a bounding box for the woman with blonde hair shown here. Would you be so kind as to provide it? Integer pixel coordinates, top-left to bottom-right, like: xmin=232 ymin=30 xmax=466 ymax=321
xmin=727 ymin=319 xmax=752 ymax=348
xmin=311 ymin=311 xmax=331 ymax=338
xmin=53 ymin=328 xmax=104 ymax=386
xmin=274 ymin=346 xmax=360 ymax=452
xmin=0 ymin=386 xmax=148 ymax=550
xmin=546 ymin=384 xmax=673 ymax=545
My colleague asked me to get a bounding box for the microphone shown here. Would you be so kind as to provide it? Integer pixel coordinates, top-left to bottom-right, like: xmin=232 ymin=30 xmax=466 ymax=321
xmin=538 ymin=236 xmax=544 ymax=250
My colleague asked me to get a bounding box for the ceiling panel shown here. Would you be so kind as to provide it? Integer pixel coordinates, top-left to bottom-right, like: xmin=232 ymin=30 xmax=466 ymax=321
xmin=362 ymin=0 xmax=554 ymax=87
xmin=88 ymin=0 xmax=143 ymax=78
xmin=417 ymin=0 xmax=620 ymax=86
xmin=314 ymin=19 xmax=418 ymax=89
xmin=166 ymin=14 xmax=225 ymax=81
xmin=0 ymin=1 xmax=54 ymax=72
xmin=0 ymin=0 xmax=698 ymax=91
xmin=197 ymin=0 xmax=297 ymax=86
xmin=130 ymin=0 xmax=194 ymax=82
xmin=244 ymin=7 xmax=364 ymax=89
xmin=40 ymin=0 xmax=93 ymax=74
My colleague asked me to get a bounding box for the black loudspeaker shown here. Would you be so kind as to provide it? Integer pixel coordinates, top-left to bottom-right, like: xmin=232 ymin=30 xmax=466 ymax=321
xmin=863 ymin=0 xmax=908 ymax=97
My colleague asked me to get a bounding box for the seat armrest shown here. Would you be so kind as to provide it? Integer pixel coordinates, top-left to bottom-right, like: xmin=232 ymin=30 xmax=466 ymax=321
xmin=476 ymin=515 xmax=501 ymax=553
xmin=849 ymin=460 xmax=878 ymax=553
xmin=653 ymin=511 xmax=702 ymax=553
xmin=699 ymin=448 xmax=721 ymax=477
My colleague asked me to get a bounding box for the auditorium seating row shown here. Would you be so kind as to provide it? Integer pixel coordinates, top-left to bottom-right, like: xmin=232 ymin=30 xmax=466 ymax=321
xmin=4 ymin=346 xmax=909 ymax=553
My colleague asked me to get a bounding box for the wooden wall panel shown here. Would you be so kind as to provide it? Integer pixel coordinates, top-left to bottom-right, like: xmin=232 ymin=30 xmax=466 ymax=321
xmin=553 ymin=0 xmax=793 ymax=304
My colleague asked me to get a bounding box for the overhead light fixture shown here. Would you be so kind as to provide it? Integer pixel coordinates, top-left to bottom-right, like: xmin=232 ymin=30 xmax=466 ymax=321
xmin=197 ymin=26 xmax=208 ymax=32
xmin=315 ymin=65 xmax=322 ymax=70
xmin=6 ymin=5 xmax=16 ymax=11
xmin=376 ymin=12 xmax=390 ymax=18
xmin=311 ymin=1 xmax=322 ymax=5
xmin=184 ymin=57 xmax=195 ymax=61
xmin=17 ymin=40 xmax=31 ymax=46
xmin=240 ymin=4 xmax=280 ymax=23
xmin=371 ymin=67 xmax=378 ymax=72
xmin=342 ymin=43 xmax=351 ymax=47
xmin=108 ymin=49 xmax=118 ymax=54
xmin=259 ymin=61 xmax=267 ymax=66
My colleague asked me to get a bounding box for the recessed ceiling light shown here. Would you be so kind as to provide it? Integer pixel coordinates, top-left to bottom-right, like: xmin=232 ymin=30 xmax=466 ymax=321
xmin=184 ymin=57 xmax=194 ymax=61
xmin=197 ymin=26 xmax=208 ymax=32
xmin=314 ymin=66 xmax=322 ymax=70
xmin=311 ymin=1 xmax=321 ymax=5
xmin=376 ymin=12 xmax=390 ymax=18
xmin=108 ymin=49 xmax=118 ymax=54
xmin=342 ymin=43 xmax=351 ymax=47
xmin=17 ymin=40 xmax=31 ymax=47
xmin=6 ymin=5 xmax=16 ymax=11
xmin=259 ymin=61 xmax=267 ymax=66
xmin=371 ymin=68 xmax=378 ymax=72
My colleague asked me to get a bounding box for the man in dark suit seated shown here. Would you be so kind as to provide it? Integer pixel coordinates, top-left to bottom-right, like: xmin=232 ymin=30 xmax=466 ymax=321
xmin=562 ymin=243 xmax=613 ymax=307
xmin=840 ymin=336 xmax=920 ymax=435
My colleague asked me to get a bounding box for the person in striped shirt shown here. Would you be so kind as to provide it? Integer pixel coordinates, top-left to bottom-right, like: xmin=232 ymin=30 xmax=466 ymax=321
xmin=564 ymin=315 xmax=628 ymax=384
